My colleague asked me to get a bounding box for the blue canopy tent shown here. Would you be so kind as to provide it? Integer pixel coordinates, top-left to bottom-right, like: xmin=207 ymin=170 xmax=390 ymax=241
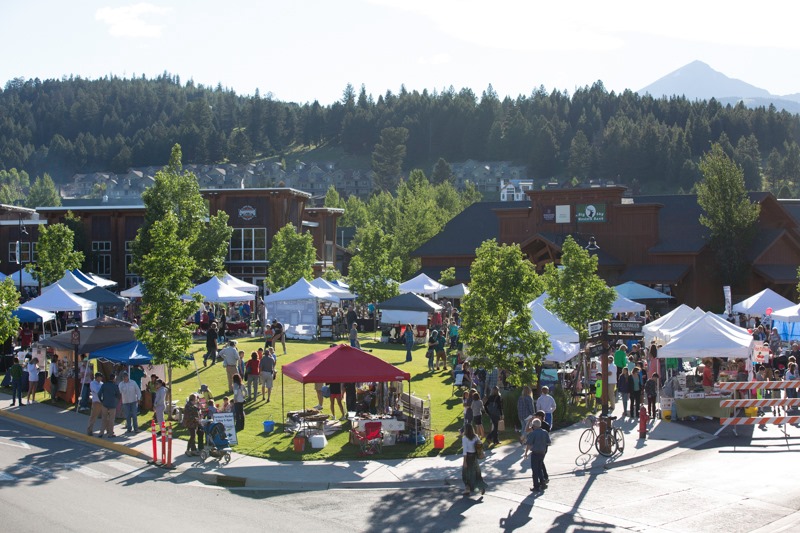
xmin=613 ymin=281 xmax=674 ymax=300
xmin=89 ymin=340 xmax=153 ymax=366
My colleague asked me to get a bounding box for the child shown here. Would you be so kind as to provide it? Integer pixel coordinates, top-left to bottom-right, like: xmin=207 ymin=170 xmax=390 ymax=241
xmin=221 ymin=397 xmax=232 ymax=413
xmin=644 ymin=372 xmax=659 ymax=418
xmin=206 ymin=399 xmax=218 ymax=416
xmin=594 ymin=372 xmax=602 ymax=411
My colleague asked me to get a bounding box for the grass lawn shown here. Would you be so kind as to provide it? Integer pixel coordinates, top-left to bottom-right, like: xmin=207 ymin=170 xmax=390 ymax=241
xmin=135 ymin=333 xmax=525 ymax=461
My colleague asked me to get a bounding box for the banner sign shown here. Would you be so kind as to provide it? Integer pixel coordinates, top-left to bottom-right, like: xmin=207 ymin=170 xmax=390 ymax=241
xmin=575 ymin=203 xmax=606 ymax=223
xmin=610 ymin=320 xmax=643 ymax=334
xmin=542 ymin=205 xmax=555 ymax=223
xmin=723 ymin=286 xmax=732 ymax=317
xmin=212 ymin=412 xmax=238 ymax=445
xmin=752 ymin=345 xmax=770 ymax=364
xmin=555 ymin=205 xmax=570 ymax=223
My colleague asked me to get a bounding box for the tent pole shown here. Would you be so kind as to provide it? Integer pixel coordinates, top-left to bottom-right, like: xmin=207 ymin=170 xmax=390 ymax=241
xmin=281 ymin=373 xmax=284 ymax=423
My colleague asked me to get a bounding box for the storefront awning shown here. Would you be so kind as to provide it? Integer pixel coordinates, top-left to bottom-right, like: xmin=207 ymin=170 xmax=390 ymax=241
xmin=620 ymin=264 xmax=690 ymax=284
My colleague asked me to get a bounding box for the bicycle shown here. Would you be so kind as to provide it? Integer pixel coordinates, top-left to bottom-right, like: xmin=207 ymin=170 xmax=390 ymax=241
xmin=578 ymin=415 xmax=624 ymax=457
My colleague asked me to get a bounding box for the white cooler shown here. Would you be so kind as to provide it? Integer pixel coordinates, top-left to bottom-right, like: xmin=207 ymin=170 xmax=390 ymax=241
xmin=310 ymin=434 xmax=327 ymax=449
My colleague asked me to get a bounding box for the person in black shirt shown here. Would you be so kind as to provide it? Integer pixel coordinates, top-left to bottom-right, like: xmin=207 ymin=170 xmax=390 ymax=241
xmin=204 ymin=322 xmax=218 ymax=366
xmin=328 ymin=382 xmax=345 ymax=420
xmin=271 ymin=319 xmax=286 ymax=355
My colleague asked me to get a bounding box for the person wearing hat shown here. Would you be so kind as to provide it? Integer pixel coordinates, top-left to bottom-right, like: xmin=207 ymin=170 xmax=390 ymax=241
xmin=118 ymin=371 xmax=142 ymax=433
xmin=271 ymin=319 xmax=286 ymax=354
xmin=219 ymin=340 xmax=240 ymax=392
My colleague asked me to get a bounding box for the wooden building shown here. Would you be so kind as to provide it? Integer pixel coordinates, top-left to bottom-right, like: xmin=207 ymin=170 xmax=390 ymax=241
xmin=413 ymin=187 xmax=800 ymax=310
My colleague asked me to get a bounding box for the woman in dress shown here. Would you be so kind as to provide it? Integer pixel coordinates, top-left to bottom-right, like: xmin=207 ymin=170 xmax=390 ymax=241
xmin=461 ymin=422 xmax=487 ymax=496
xmin=471 ymin=391 xmax=485 ymax=439
xmin=232 ymin=374 xmax=246 ymax=431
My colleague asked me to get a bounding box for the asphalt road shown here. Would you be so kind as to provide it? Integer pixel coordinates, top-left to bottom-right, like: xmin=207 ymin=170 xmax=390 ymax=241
xmin=2 ymin=418 xmax=799 ymax=532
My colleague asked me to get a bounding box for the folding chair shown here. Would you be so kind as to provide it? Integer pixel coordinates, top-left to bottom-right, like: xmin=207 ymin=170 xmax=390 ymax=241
xmin=351 ymin=421 xmax=384 ymax=456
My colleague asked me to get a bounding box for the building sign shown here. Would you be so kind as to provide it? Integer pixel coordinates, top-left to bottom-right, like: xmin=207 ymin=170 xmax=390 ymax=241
xmin=542 ymin=205 xmax=555 ymax=223
xmin=238 ymin=205 xmax=257 ymax=221
xmin=576 ymin=203 xmax=606 ymax=223
xmin=555 ymin=205 xmax=570 ymax=223
xmin=609 ymin=320 xmax=643 ymax=334
xmin=588 ymin=343 xmax=606 ymax=358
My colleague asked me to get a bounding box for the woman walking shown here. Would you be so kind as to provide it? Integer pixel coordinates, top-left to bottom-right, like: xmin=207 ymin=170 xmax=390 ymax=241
xmin=628 ymin=367 xmax=642 ymax=417
xmin=232 ymin=374 xmax=246 ymax=432
xmin=618 ymin=367 xmax=630 ymax=416
xmin=183 ymin=394 xmax=201 ymax=456
xmin=485 ymin=386 xmax=503 ymax=445
xmin=471 ymin=391 xmax=486 ymax=439
xmin=461 ymin=423 xmax=487 ymax=496
xmin=517 ymin=386 xmax=535 ymax=432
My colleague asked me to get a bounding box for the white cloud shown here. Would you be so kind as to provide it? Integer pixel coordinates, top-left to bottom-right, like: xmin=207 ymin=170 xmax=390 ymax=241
xmin=418 ymin=53 xmax=451 ymax=66
xmin=95 ymin=3 xmax=172 ymax=38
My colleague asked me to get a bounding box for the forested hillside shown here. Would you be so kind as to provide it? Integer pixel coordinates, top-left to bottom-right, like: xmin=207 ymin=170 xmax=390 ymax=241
xmin=2 ymin=75 xmax=800 ymax=194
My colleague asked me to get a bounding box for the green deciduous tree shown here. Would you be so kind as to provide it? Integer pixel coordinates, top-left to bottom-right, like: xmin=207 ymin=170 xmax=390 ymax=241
xmin=460 ymin=240 xmax=550 ymax=387
xmin=321 ymin=267 xmax=343 ymax=282
xmin=542 ymin=236 xmax=615 ymax=343
xmin=697 ymin=143 xmax=761 ymax=286
xmin=323 ymin=185 xmax=344 ymax=209
xmin=348 ymin=224 xmax=401 ymax=307
xmin=0 ymin=278 xmax=20 ymax=346
xmin=131 ymin=144 xmax=231 ymax=283
xmin=25 ymin=173 xmax=61 ymax=208
xmin=29 ymin=223 xmax=84 ymax=286
xmin=439 ymin=267 xmax=456 ymax=286
xmin=371 ymin=127 xmax=408 ymax=191
xmin=268 ymin=223 xmax=315 ymax=290
xmin=340 ymin=195 xmax=369 ymax=228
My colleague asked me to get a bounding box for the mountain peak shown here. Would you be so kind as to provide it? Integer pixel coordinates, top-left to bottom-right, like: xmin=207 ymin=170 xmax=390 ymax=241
xmin=639 ymin=60 xmax=771 ymax=100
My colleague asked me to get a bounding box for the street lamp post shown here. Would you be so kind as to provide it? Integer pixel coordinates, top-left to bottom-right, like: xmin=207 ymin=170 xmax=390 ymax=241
xmin=17 ymin=217 xmax=28 ymax=299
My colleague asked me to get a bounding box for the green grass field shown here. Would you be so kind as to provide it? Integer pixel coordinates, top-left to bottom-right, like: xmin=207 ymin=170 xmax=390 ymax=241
xmin=136 ymin=334 xmax=518 ymax=460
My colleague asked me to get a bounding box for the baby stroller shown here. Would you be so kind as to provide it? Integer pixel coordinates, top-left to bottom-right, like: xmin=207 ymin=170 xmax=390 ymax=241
xmin=199 ymin=420 xmax=233 ymax=464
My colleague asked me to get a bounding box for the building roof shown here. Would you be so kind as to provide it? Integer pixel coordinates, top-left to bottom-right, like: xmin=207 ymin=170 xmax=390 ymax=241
xmin=753 ymin=264 xmax=799 ymax=284
xmin=620 ymin=264 xmax=690 ymax=284
xmin=412 ymin=201 xmax=527 ymax=257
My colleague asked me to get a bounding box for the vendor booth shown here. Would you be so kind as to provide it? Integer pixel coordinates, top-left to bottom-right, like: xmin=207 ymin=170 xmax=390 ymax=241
xmin=74 ymin=270 xmax=117 ymax=289
xmin=435 ymin=283 xmax=469 ymax=300
xmin=613 ymin=281 xmax=674 ymax=301
xmin=732 ymin=288 xmax=794 ymax=317
xmin=187 ymin=277 xmax=254 ymax=303
xmin=42 ymin=271 xmax=94 ymax=294
xmin=528 ymin=302 xmax=580 ymax=363
xmin=771 ymin=302 xmax=800 ymax=341
xmin=24 ymin=284 xmax=98 ymax=323
xmin=120 ymin=283 xmax=143 ymax=298
xmin=219 ymin=272 xmax=259 ymax=293
xmin=610 ymin=293 xmax=646 ymax=314
xmin=377 ymin=292 xmax=442 ymax=343
xmin=642 ymin=304 xmax=694 ymax=344
xmin=265 ymin=278 xmax=339 ymax=340
xmin=80 ymin=286 xmax=128 ymax=318
xmin=281 ymin=344 xmax=417 ymax=448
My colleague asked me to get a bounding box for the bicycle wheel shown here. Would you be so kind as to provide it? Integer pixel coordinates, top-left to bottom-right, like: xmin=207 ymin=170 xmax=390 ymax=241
xmin=613 ymin=428 xmax=625 ymax=453
xmin=578 ymin=428 xmax=595 ymax=454
xmin=595 ymin=432 xmax=618 ymax=457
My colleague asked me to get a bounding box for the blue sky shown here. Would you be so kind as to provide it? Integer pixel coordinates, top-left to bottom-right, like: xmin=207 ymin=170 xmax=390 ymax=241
xmin=2 ymin=0 xmax=799 ymax=104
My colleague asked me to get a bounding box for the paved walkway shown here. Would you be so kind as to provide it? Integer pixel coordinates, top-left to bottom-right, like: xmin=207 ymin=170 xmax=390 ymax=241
xmin=0 ymin=393 xmax=711 ymax=490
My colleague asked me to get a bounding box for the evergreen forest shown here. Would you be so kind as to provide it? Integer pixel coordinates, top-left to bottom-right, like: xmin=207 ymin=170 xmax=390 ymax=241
xmin=2 ymin=74 xmax=800 ymax=196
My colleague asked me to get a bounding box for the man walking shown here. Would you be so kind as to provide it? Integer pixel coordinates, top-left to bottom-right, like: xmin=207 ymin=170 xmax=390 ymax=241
xmin=98 ymin=374 xmax=120 ymax=438
xmin=78 ymin=354 xmax=94 ymax=411
xmin=523 ymin=418 xmax=551 ymax=493
xmin=204 ymin=322 xmax=219 ymax=367
xmin=271 ymin=319 xmax=286 ymax=354
xmin=259 ymin=348 xmax=277 ymax=402
xmin=9 ymin=357 xmax=23 ymax=406
xmin=118 ymin=371 xmax=142 ymax=433
xmin=86 ymin=373 xmax=104 ymax=436
xmin=535 ymin=386 xmax=557 ymax=428
xmin=219 ymin=340 xmax=240 ymax=392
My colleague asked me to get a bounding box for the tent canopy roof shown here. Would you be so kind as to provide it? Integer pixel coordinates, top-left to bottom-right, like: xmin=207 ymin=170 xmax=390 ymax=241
xmin=265 ymin=277 xmax=339 ymax=303
xmin=436 ymin=283 xmax=470 ymax=299
xmin=732 ymin=288 xmax=794 ymax=316
xmin=89 ymin=340 xmax=152 ymax=365
xmin=282 ymin=344 xmax=411 ymax=383
xmin=657 ymin=315 xmax=754 ymax=359
xmin=771 ymin=302 xmax=800 ymax=323
xmin=610 ymin=292 xmax=647 ymax=313
xmin=13 ymin=306 xmax=56 ymax=324
xmin=24 ymin=284 xmax=97 ymax=312
xmin=219 ymin=272 xmax=259 ymax=293
xmin=80 ymin=286 xmax=128 ymax=307
xmin=613 ymin=281 xmax=674 ymax=300
xmin=40 ymin=316 xmax=136 ymax=353
xmin=309 ymin=277 xmax=356 ymax=299
xmin=378 ymin=292 xmax=442 ymax=312
xmin=399 ymin=273 xmax=447 ymax=296
xmin=120 ymin=283 xmax=142 ymax=298
xmin=43 ymin=271 xmax=94 ymax=294
xmin=7 ymin=268 xmax=37 ymax=287
xmin=188 ymin=277 xmax=254 ymax=303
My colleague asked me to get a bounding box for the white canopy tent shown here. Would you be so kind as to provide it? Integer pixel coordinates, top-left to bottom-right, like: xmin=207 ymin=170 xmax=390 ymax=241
xmin=23 ymin=284 xmax=97 ymax=322
xmin=309 ymin=277 xmax=356 ymax=300
xmin=265 ymin=278 xmax=339 ymax=339
xmin=120 ymin=284 xmax=143 ymax=298
xmin=43 ymin=270 xmax=94 ymax=294
xmin=656 ymin=307 xmax=707 ymax=344
xmin=8 ymin=268 xmax=38 ymax=287
xmin=732 ymin=288 xmax=794 ymax=316
xmin=528 ymin=302 xmax=580 ymax=362
xmin=187 ymin=277 xmax=254 ymax=303
xmin=398 ymin=273 xmax=447 ymax=296
xmin=219 ymin=272 xmax=259 ymax=293
xmin=657 ymin=314 xmax=754 ymax=359
xmin=610 ymin=292 xmax=646 ymax=313
xmin=436 ymin=283 xmax=470 ymax=299
xmin=83 ymin=272 xmax=117 ymax=288
xmin=642 ymin=304 xmax=695 ymax=344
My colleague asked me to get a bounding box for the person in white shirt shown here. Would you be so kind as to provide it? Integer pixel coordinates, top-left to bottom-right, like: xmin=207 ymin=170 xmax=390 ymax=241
xmin=219 ymin=340 xmax=240 ymax=392
xmin=86 ymin=373 xmax=104 ymax=435
xmin=607 ymin=355 xmax=618 ymax=410
xmin=118 ymin=372 xmax=142 ymax=433
xmin=26 ymin=358 xmax=40 ymax=404
xmin=535 ymin=386 xmax=557 ymax=428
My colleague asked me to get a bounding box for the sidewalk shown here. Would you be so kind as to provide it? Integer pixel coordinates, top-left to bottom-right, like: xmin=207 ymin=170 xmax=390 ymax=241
xmin=0 ymin=393 xmax=711 ymax=490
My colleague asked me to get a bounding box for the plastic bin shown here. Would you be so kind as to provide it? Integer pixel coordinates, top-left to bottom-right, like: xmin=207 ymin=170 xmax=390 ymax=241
xmin=310 ymin=434 xmax=327 ymax=449
xmin=263 ymin=420 xmax=275 ymax=433
xmin=293 ymin=436 xmax=305 ymax=452
xmin=433 ymin=434 xmax=445 ymax=449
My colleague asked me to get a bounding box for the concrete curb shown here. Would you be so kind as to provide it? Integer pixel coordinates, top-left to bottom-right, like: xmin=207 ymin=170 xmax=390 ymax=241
xmin=0 ymin=408 xmax=152 ymax=462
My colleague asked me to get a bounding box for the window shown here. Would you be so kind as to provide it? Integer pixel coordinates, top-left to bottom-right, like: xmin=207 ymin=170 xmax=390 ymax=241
xmin=9 ymin=241 xmax=32 ymax=265
xmin=229 ymin=228 xmax=267 ymax=262
xmin=92 ymin=241 xmax=111 ymax=276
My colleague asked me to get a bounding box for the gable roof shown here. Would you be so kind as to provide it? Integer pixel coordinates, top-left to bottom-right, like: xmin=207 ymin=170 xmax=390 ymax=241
xmin=282 ymin=344 xmax=410 ymax=384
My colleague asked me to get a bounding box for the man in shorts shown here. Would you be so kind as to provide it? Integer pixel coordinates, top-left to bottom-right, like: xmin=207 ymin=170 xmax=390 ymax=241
xmin=271 ymin=319 xmax=286 ymax=355
xmin=259 ymin=348 xmax=276 ymax=402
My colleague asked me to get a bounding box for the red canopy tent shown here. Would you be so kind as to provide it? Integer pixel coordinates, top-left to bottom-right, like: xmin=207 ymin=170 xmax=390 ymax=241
xmin=281 ymin=344 xmax=411 ymax=420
